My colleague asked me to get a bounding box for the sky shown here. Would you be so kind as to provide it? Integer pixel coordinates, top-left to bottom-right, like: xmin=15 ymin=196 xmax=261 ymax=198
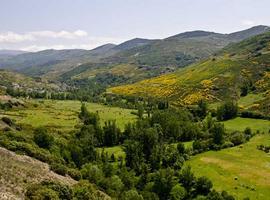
xmin=0 ymin=0 xmax=270 ymax=52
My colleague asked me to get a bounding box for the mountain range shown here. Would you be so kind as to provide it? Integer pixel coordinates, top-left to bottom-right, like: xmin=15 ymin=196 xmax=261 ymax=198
xmin=0 ymin=25 xmax=269 ymax=83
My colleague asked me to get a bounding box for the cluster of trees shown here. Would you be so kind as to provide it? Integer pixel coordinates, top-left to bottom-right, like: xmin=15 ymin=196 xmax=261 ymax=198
xmin=192 ymin=115 xmax=253 ymax=153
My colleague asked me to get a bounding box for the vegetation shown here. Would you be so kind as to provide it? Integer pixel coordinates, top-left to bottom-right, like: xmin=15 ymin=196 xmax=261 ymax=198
xmin=109 ymin=32 xmax=270 ymax=111
xmin=1 ymin=97 xmax=262 ymax=199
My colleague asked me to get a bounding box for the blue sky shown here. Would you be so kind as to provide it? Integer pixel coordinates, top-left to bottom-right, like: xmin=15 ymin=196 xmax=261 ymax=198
xmin=1 ymin=0 xmax=270 ymax=51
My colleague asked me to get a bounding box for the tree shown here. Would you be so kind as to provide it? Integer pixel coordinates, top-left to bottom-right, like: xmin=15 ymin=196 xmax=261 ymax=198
xmin=177 ymin=142 xmax=185 ymax=154
xmin=124 ymin=140 xmax=144 ymax=173
xmin=197 ymin=100 xmax=207 ymax=119
xmin=79 ymin=103 xmax=100 ymax=127
xmin=216 ymin=101 xmax=238 ymax=121
xmin=76 ymin=125 xmax=97 ymax=162
xmin=142 ymin=127 xmax=159 ymax=160
xmin=195 ymin=176 xmax=213 ymax=195
xmin=137 ymin=104 xmax=144 ymax=119
xmin=33 ymin=127 xmax=54 ymax=149
xmin=81 ymin=164 xmax=104 ymax=184
xmin=210 ymin=123 xmax=225 ymax=146
xmin=179 ymin=166 xmax=196 ymax=194
xmin=170 ymin=184 xmax=186 ymax=200
xmin=152 ymin=168 xmax=177 ymax=200
xmin=121 ymin=190 xmax=144 ymax=200
xmin=103 ymin=120 xmax=121 ymax=146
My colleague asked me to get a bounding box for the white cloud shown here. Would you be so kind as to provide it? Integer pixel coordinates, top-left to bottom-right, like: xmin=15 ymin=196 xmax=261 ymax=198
xmin=0 ymin=29 xmax=128 ymax=51
xmin=241 ymin=20 xmax=255 ymax=26
xmin=0 ymin=32 xmax=35 ymax=43
xmin=0 ymin=30 xmax=88 ymax=43
xmin=30 ymin=30 xmax=88 ymax=39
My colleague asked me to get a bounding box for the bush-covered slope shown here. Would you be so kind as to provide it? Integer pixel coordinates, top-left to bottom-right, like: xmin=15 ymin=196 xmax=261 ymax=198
xmin=109 ymin=32 xmax=270 ymax=109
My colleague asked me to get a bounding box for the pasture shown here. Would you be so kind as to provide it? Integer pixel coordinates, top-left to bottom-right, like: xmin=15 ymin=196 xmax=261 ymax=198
xmin=0 ymin=99 xmax=137 ymax=131
xmin=187 ymin=117 xmax=270 ymax=200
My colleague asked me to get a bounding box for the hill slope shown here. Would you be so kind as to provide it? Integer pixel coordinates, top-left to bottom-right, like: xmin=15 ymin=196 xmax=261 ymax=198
xmin=0 ymin=147 xmax=75 ymax=199
xmin=110 ymin=32 xmax=270 ymax=111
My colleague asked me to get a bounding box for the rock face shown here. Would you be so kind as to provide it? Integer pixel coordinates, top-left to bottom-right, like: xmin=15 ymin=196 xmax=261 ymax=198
xmin=0 ymin=147 xmax=76 ymax=200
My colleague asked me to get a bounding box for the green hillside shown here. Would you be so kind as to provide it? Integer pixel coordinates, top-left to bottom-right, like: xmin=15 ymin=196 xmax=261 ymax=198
xmin=109 ymin=32 xmax=270 ymax=113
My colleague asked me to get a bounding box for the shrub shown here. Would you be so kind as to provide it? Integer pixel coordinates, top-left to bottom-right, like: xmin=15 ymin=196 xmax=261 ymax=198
xmin=2 ymin=117 xmax=13 ymax=126
xmin=50 ymin=163 xmax=67 ymax=176
xmin=241 ymin=111 xmax=267 ymax=119
xmin=230 ymin=132 xmax=245 ymax=146
xmin=67 ymin=168 xmax=82 ymax=181
xmin=72 ymin=180 xmax=97 ymax=200
xmin=26 ymin=181 xmax=72 ymax=200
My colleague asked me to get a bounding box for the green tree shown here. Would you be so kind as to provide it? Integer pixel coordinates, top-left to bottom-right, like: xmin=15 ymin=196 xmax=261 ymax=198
xmin=103 ymin=120 xmax=121 ymax=146
xmin=79 ymin=103 xmax=100 ymax=127
xmin=210 ymin=123 xmax=225 ymax=145
xmin=177 ymin=142 xmax=185 ymax=154
xmin=137 ymin=104 xmax=144 ymax=119
xmin=179 ymin=166 xmax=196 ymax=194
xmin=33 ymin=127 xmax=54 ymax=149
xmin=217 ymin=101 xmax=238 ymax=121
xmin=197 ymin=100 xmax=208 ymax=119
xmin=195 ymin=176 xmax=213 ymax=195
xmin=152 ymin=168 xmax=177 ymax=200
xmin=170 ymin=184 xmax=186 ymax=200
xmin=121 ymin=190 xmax=144 ymax=200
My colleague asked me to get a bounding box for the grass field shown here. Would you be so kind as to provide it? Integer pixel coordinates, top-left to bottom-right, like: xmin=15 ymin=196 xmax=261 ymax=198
xmin=187 ymin=117 xmax=270 ymax=200
xmin=187 ymin=134 xmax=270 ymax=200
xmin=0 ymin=99 xmax=137 ymax=131
xmin=224 ymin=117 xmax=270 ymax=133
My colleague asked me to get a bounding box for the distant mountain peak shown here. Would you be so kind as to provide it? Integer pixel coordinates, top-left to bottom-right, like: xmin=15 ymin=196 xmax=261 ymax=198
xmin=168 ymin=30 xmax=220 ymax=40
xmin=113 ymin=38 xmax=156 ymax=51
xmin=91 ymin=43 xmax=116 ymax=50
xmin=228 ymin=25 xmax=270 ymax=41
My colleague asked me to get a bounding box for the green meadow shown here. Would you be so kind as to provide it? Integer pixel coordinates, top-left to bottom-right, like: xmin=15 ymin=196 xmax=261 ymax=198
xmin=0 ymin=99 xmax=137 ymax=131
xmin=224 ymin=117 xmax=270 ymax=133
xmin=187 ymin=134 xmax=270 ymax=200
xmin=187 ymin=117 xmax=270 ymax=200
